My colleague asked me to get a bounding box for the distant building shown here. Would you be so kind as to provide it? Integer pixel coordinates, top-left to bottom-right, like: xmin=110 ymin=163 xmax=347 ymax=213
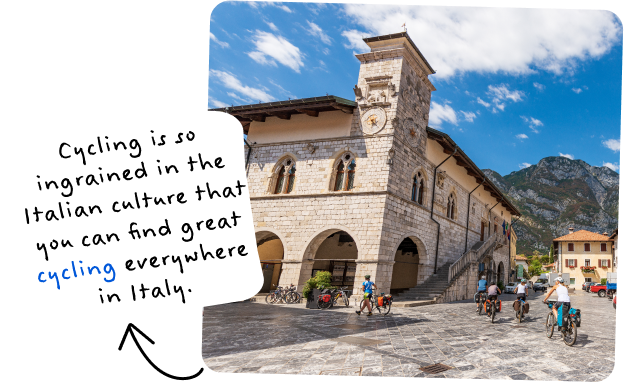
xmin=609 ymin=229 xmax=618 ymax=273
xmin=553 ymin=228 xmax=615 ymax=287
xmin=542 ymin=263 xmax=556 ymax=273
xmin=515 ymin=255 xmax=529 ymax=280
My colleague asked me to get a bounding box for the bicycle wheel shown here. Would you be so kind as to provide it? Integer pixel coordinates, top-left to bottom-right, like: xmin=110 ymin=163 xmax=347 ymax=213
xmin=518 ymin=309 xmax=523 ymax=323
xmin=293 ymin=292 xmax=302 ymax=303
xmin=343 ymin=294 xmax=350 ymax=307
xmin=478 ymin=302 xmax=483 ymax=316
xmin=265 ymin=293 xmax=277 ymax=304
xmin=491 ymin=305 xmax=496 ymax=323
xmin=381 ymin=302 xmax=391 ymax=316
xmin=563 ymin=321 xmax=577 ymax=346
xmin=285 ymin=292 xmax=296 ymax=304
xmin=546 ymin=313 xmax=555 ymax=338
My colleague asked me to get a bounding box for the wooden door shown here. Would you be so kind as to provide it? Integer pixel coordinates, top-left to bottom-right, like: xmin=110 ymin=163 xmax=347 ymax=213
xmin=480 ymin=221 xmax=485 ymax=241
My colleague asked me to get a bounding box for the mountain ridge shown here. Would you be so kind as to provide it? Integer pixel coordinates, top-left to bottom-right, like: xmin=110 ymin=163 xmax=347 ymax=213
xmin=483 ymin=156 xmax=619 ymax=255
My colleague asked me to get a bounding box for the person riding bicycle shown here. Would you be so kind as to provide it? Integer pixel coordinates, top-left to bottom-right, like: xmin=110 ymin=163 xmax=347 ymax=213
xmin=486 ymin=281 xmax=501 ymax=314
xmin=514 ymin=279 xmax=528 ymax=301
xmin=476 ymin=276 xmax=488 ymax=311
xmin=543 ymin=277 xmax=570 ymax=329
xmin=356 ymin=275 xmax=376 ymax=316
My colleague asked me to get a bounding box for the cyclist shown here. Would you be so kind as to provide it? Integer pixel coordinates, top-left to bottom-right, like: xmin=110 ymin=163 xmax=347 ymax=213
xmin=476 ymin=276 xmax=488 ymax=312
xmin=356 ymin=275 xmax=376 ymax=316
xmin=514 ymin=279 xmax=528 ymax=301
xmin=543 ymin=277 xmax=570 ymax=328
xmin=487 ymin=281 xmax=501 ymax=315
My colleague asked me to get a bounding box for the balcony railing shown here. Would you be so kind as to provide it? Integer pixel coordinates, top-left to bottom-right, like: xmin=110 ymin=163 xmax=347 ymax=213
xmin=448 ymin=234 xmax=496 ymax=283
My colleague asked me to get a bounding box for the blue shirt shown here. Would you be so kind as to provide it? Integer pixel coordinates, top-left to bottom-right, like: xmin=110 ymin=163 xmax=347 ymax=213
xmin=477 ymin=280 xmax=487 ymax=291
xmin=363 ymin=281 xmax=374 ymax=294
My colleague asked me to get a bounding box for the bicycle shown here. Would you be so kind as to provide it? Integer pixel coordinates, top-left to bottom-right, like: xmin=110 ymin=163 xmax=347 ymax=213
xmin=284 ymin=284 xmax=301 ymax=304
xmin=331 ymin=287 xmax=350 ymax=307
xmin=475 ymin=291 xmax=487 ymax=316
xmin=359 ymin=289 xmax=392 ymax=316
xmin=544 ymin=300 xmax=577 ymax=346
xmin=514 ymin=296 xmax=527 ymax=323
xmin=265 ymin=285 xmax=286 ymax=304
xmin=486 ymin=295 xmax=499 ymax=323
xmin=317 ymin=286 xmax=334 ymax=309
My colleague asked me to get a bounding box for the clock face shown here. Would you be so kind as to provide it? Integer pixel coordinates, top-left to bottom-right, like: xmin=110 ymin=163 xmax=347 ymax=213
xmin=360 ymin=107 xmax=387 ymax=135
xmin=405 ymin=119 xmax=420 ymax=147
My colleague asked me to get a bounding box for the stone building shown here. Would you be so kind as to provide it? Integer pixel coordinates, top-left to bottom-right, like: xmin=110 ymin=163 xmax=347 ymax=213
xmin=212 ymin=32 xmax=521 ymax=302
xmin=553 ymin=228 xmax=615 ymax=287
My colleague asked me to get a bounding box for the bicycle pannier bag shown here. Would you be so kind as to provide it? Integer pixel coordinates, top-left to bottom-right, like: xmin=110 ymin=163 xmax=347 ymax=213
xmin=474 ymin=293 xmax=479 ymax=303
xmin=323 ymin=294 xmax=331 ymax=303
xmin=378 ymin=297 xmax=384 ymax=306
xmin=513 ymin=301 xmax=520 ymax=312
xmin=496 ymin=300 xmax=501 ymax=312
xmin=523 ymin=302 xmax=529 ymax=314
xmin=485 ymin=301 xmax=491 ymax=312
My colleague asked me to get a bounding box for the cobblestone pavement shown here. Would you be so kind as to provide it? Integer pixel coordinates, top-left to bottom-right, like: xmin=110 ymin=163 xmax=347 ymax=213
xmin=202 ymin=290 xmax=616 ymax=380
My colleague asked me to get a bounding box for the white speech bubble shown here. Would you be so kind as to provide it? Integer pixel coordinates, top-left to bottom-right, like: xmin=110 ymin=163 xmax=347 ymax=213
xmin=2 ymin=110 xmax=263 ymax=323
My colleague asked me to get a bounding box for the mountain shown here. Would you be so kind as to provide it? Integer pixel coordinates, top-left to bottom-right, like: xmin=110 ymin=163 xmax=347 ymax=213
xmin=483 ymin=156 xmax=619 ymax=255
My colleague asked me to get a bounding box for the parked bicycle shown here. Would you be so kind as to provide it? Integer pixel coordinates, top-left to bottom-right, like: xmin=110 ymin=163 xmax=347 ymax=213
xmin=358 ymin=289 xmax=392 ymax=316
xmin=486 ymin=295 xmax=500 ymax=323
xmin=544 ymin=299 xmax=578 ymax=346
xmin=266 ymin=284 xmax=300 ymax=304
xmin=317 ymin=285 xmax=334 ymax=309
xmin=331 ymin=287 xmax=351 ymax=307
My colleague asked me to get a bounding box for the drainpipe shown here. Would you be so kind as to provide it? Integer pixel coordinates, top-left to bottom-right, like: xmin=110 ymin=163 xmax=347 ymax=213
xmin=244 ymin=139 xmax=253 ymax=171
xmin=464 ymin=178 xmax=485 ymax=253
xmin=430 ymin=146 xmax=457 ymax=274
xmin=508 ymin=217 xmax=519 ymax=283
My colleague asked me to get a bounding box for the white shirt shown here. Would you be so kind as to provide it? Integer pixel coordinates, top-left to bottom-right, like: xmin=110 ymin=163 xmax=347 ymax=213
xmin=516 ymin=284 xmax=527 ymax=294
xmin=556 ymin=285 xmax=570 ymax=302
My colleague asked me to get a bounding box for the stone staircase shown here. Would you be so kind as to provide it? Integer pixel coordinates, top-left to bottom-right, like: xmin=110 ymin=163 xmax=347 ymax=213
xmin=394 ymin=262 xmax=453 ymax=301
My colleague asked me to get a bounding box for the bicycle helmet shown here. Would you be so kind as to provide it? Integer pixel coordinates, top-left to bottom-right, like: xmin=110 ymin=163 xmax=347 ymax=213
xmin=521 ymin=279 xmax=526 ymax=283
xmin=364 ymin=275 xmax=371 ymax=279
xmin=491 ymin=281 xmax=496 ymax=285
xmin=481 ymin=276 xmax=486 ymax=280
xmin=555 ymin=277 xmax=564 ymax=283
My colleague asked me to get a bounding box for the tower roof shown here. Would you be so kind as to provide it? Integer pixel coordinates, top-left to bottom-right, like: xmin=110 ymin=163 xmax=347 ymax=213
xmin=363 ymin=32 xmax=435 ymax=75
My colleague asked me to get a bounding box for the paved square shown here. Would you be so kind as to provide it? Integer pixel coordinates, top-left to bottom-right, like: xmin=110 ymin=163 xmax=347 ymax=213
xmin=202 ymin=290 xmax=616 ymax=380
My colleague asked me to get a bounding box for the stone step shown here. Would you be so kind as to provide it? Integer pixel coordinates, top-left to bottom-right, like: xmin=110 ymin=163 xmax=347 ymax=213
xmin=391 ymin=300 xmax=436 ymax=307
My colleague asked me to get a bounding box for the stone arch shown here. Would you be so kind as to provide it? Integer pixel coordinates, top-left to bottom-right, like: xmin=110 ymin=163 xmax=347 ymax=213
xmin=328 ymin=150 xmax=359 ymax=192
xmin=497 ymin=261 xmax=505 ymax=284
xmin=446 ymin=189 xmax=458 ymax=221
xmin=255 ymin=228 xmax=287 ymax=293
xmin=297 ymin=226 xmax=361 ymax=289
xmin=388 ymin=233 xmax=429 ymax=292
xmin=409 ymin=166 xmax=428 ymax=206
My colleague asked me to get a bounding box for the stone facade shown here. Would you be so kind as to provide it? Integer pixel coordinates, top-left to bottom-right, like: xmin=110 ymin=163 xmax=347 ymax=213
xmin=243 ymin=33 xmax=519 ymax=301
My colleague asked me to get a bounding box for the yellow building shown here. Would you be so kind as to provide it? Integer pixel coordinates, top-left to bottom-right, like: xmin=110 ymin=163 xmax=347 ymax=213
xmin=553 ymin=228 xmax=615 ymax=287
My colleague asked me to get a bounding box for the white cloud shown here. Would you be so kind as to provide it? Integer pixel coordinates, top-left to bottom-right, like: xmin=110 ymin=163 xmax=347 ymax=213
xmin=248 ymin=31 xmax=304 ymax=72
xmin=572 ymin=87 xmax=582 ymax=94
xmin=603 ymin=162 xmax=619 ymax=171
xmin=602 ymin=138 xmax=620 ymax=152
xmin=341 ymin=29 xmax=371 ymax=53
xmin=476 ymin=97 xmax=490 ymax=108
xmin=250 ymin=2 xmax=293 ymax=13
xmin=264 ymin=21 xmax=278 ymax=32
xmin=322 ymin=47 xmax=330 ymax=55
xmin=520 ymin=116 xmax=543 ymax=133
xmin=516 ymin=133 xmax=529 ymax=140
xmin=533 ymin=82 xmax=545 ymax=91
xmin=226 ymin=92 xmax=249 ymax=103
xmin=210 ymin=33 xmax=229 ymax=48
xmin=342 ymin=6 xmax=621 ymax=78
xmin=460 ymin=111 xmax=476 ymax=122
xmin=519 ymin=162 xmax=532 ymax=169
xmin=210 ymin=99 xmax=229 ymax=108
xmin=486 ymin=84 xmax=524 ymax=111
xmin=209 ymin=70 xmax=275 ymax=103
xmin=306 ymin=21 xmax=332 ymax=45
xmin=429 ymin=101 xmax=458 ymax=127
xmin=559 ymin=153 xmax=575 ymax=160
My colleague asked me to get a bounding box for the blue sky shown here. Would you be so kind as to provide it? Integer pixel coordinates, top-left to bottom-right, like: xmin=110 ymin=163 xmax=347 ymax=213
xmin=208 ymin=2 xmax=622 ymax=176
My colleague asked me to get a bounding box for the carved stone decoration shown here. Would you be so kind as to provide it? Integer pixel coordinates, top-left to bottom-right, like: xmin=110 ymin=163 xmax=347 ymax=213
xmin=353 ymin=84 xmax=363 ymax=100
xmin=436 ymin=170 xmax=447 ymax=189
xmin=391 ymin=116 xmax=401 ymax=129
xmin=423 ymin=112 xmax=429 ymax=123
xmin=387 ymin=148 xmax=395 ymax=165
xmin=404 ymin=118 xmax=420 ymax=148
xmin=306 ymin=143 xmax=316 ymax=154
xmin=360 ymin=107 xmax=387 ymax=135
xmin=389 ymin=83 xmax=398 ymax=97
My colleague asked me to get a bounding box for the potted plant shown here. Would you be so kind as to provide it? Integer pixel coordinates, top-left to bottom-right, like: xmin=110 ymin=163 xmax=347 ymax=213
xmin=580 ymin=266 xmax=595 ymax=273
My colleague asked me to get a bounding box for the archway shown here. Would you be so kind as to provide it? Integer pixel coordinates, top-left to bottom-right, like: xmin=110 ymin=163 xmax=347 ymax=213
xmin=391 ymin=237 xmax=421 ymax=294
xmin=310 ymin=230 xmax=359 ymax=289
xmin=256 ymin=231 xmax=285 ymax=293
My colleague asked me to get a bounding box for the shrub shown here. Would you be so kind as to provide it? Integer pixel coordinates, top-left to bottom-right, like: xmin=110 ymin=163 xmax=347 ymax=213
xmin=497 ymin=281 xmax=505 ymax=291
xmin=302 ymin=271 xmax=336 ymax=298
xmin=601 ymin=278 xmax=607 ymax=285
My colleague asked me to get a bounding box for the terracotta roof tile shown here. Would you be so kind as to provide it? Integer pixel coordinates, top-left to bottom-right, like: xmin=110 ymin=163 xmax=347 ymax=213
xmin=516 ymin=255 xmax=528 ymax=261
xmin=553 ymin=230 xmax=610 ymax=242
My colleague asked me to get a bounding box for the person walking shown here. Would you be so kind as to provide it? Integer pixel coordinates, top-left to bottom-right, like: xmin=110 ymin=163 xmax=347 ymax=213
xmin=356 ymin=275 xmax=376 ymax=316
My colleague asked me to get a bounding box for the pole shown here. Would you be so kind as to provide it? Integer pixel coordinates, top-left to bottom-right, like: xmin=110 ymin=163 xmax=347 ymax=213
xmin=465 ymin=178 xmax=485 ymax=253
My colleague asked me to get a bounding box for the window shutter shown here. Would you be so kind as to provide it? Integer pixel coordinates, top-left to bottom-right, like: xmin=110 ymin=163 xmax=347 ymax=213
xmin=568 ymin=243 xmax=574 ymax=252
xmin=598 ymin=259 xmax=602 ymax=267
xmin=601 ymin=243 xmax=607 ymax=252
xmin=608 ymin=259 xmax=611 ymax=268
xmin=584 ymin=243 xmax=590 ymax=252
xmin=574 ymin=259 xmax=577 ymax=267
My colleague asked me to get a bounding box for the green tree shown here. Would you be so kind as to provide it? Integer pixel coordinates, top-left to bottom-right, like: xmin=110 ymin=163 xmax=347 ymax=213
xmin=528 ymin=258 xmax=543 ymax=277
xmin=532 ymin=250 xmax=541 ymax=259
xmin=540 ymin=254 xmax=550 ymax=264
xmin=549 ymin=244 xmax=554 ymax=264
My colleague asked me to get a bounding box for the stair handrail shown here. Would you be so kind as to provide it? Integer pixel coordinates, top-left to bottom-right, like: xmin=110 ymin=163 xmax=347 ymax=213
xmin=448 ymin=234 xmax=496 ymax=283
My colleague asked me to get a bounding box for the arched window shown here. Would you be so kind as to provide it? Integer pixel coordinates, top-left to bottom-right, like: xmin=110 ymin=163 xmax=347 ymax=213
xmin=411 ymin=172 xmax=425 ymax=204
xmin=447 ymin=193 xmax=456 ymax=220
xmin=272 ymin=158 xmax=296 ymax=194
xmin=333 ymin=153 xmax=356 ymax=192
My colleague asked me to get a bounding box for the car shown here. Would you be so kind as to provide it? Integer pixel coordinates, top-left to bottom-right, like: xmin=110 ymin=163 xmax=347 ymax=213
xmin=582 ymin=281 xmax=597 ymax=292
xmin=590 ymin=284 xmax=607 ymax=297
xmin=505 ymin=282 xmax=519 ymax=294
xmin=533 ymin=279 xmax=549 ymax=292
